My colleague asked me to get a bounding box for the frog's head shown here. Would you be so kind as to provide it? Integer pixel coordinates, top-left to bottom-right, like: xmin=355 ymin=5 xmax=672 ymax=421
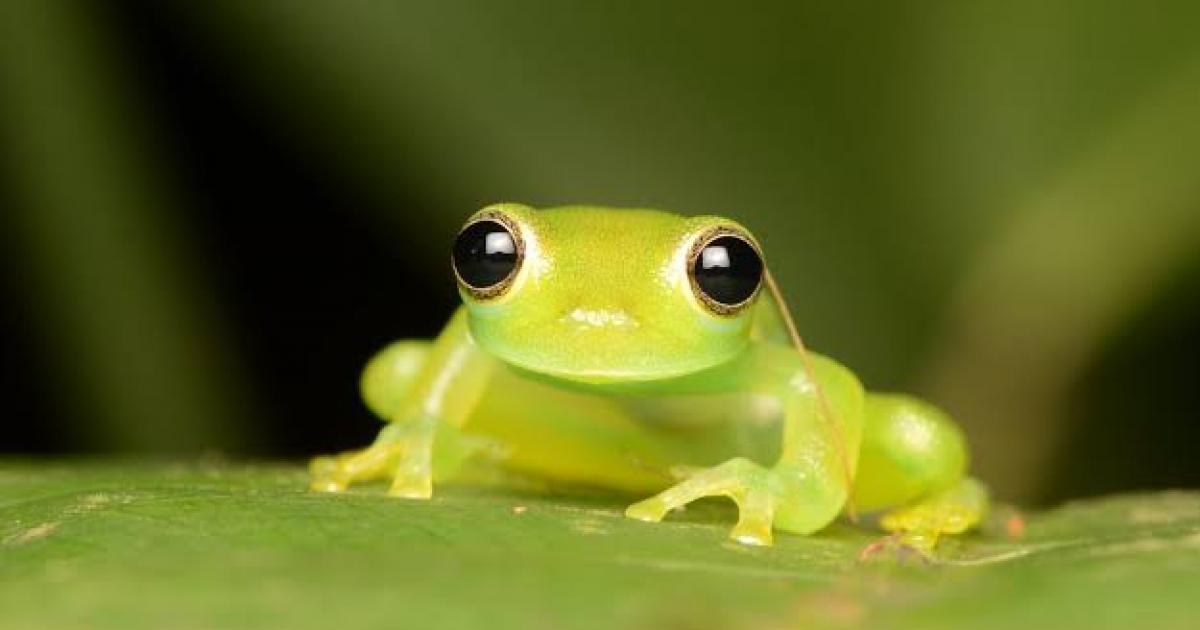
xmin=451 ymin=203 xmax=767 ymax=384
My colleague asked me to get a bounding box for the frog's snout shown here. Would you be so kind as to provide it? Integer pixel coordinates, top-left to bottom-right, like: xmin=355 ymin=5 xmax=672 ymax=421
xmin=561 ymin=307 xmax=640 ymax=330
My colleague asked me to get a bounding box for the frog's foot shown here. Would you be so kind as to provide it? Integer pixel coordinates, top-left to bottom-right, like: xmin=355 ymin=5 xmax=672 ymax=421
xmin=878 ymin=477 xmax=989 ymax=555
xmin=309 ymin=442 xmax=403 ymax=493
xmin=308 ymin=420 xmax=435 ymax=498
xmin=625 ymin=458 xmax=777 ymax=546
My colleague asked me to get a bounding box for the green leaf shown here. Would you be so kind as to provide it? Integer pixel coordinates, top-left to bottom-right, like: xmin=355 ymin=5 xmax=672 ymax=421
xmin=2 ymin=461 xmax=1198 ymax=629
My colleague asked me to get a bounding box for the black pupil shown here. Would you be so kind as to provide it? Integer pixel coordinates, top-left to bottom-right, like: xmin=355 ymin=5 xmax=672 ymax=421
xmin=693 ymin=235 xmax=763 ymax=306
xmin=453 ymin=220 xmax=519 ymax=289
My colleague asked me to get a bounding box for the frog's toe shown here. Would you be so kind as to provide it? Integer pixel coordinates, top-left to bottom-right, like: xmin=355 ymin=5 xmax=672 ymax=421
xmin=384 ymin=440 xmax=433 ymax=499
xmin=731 ymin=526 xmax=772 ymax=547
xmin=308 ymin=454 xmax=350 ymax=492
xmin=387 ymin=475 xmax=433 ymax=499
xmin=624 ymin=497 xmax=670 ymax=522
xmin=309 ymin=477 xmax=347 ymax=493
xmin=729 ymin=484 xmax=775 ymax=546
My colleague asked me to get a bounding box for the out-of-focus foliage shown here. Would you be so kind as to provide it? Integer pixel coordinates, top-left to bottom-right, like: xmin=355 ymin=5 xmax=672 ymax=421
xmin=1 ymin=1 xmax=1198 ymax=503
xmin=0 ymin=0 xmax=255 ymax=452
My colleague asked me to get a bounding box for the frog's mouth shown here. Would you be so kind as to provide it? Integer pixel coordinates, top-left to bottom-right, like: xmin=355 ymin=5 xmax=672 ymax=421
xmin=499 ymin=354 xmax=721 ymax=387
xmin=471 ymin=319 xmax=746 ymax=387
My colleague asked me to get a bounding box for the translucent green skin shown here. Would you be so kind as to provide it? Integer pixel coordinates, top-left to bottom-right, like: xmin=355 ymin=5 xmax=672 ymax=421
xmin=312 ymin=204 xmax=988 ymax=547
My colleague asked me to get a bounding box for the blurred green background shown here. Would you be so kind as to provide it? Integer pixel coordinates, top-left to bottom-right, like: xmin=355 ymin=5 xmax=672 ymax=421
xmin=1 ymin=0 xmax=1197 ymax=505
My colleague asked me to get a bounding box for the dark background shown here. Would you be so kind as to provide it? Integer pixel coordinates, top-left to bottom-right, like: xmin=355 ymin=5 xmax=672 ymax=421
xmin=3 ymin=1 xmax=1198 ymax=505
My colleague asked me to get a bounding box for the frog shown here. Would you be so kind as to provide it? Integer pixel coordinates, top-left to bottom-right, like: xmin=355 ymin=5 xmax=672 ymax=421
xmin=310 ymin=203 xmax=989 ymax=549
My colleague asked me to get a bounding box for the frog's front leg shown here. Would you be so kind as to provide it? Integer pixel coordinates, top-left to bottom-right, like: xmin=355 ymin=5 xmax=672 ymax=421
xmin=625 ymin=457 xmax=786 ymax=545
xmin=310 ymin=308 xmax=494 ymax=497
xmin=626 ymin=349 xmax=864 ymax=546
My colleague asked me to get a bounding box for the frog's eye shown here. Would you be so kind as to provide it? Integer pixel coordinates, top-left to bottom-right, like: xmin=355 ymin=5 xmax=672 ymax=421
xmin=689 ymin=231 xmax=764 ymax=315
xmin=452 ymin=216 xmax=523 ymax=299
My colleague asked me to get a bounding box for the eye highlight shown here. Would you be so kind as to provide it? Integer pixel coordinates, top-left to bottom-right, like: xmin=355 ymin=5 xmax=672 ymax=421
xmin=688 ymin=230 xmax=764 ymax=315
xmin=452 ymin=214 xmax=523 ymax=299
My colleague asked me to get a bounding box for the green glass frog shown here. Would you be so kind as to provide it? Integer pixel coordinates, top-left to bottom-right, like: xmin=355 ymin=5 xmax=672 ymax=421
xmin=311 ymin=204 xmax=988 ymax=548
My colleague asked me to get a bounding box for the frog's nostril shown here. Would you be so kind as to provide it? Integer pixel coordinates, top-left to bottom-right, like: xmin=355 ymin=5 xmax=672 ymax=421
xmin=562 ymin=307 xmax=639 ymax=329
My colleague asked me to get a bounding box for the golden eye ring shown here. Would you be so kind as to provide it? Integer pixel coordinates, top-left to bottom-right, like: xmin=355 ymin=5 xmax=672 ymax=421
xmin=686 ymin=227 xmax=764 ymax=316
xmin=451 ymin=210 xmax=525 ymax=300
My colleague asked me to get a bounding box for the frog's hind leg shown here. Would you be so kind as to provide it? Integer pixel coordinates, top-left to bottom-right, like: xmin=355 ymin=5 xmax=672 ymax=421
xmin=359 ymin=341 xmax=432 ymax=420
xmin=310 ymin=341 xmax=430 ymax=492
xmin=853 ymin=394 xmax=989 ymax=554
